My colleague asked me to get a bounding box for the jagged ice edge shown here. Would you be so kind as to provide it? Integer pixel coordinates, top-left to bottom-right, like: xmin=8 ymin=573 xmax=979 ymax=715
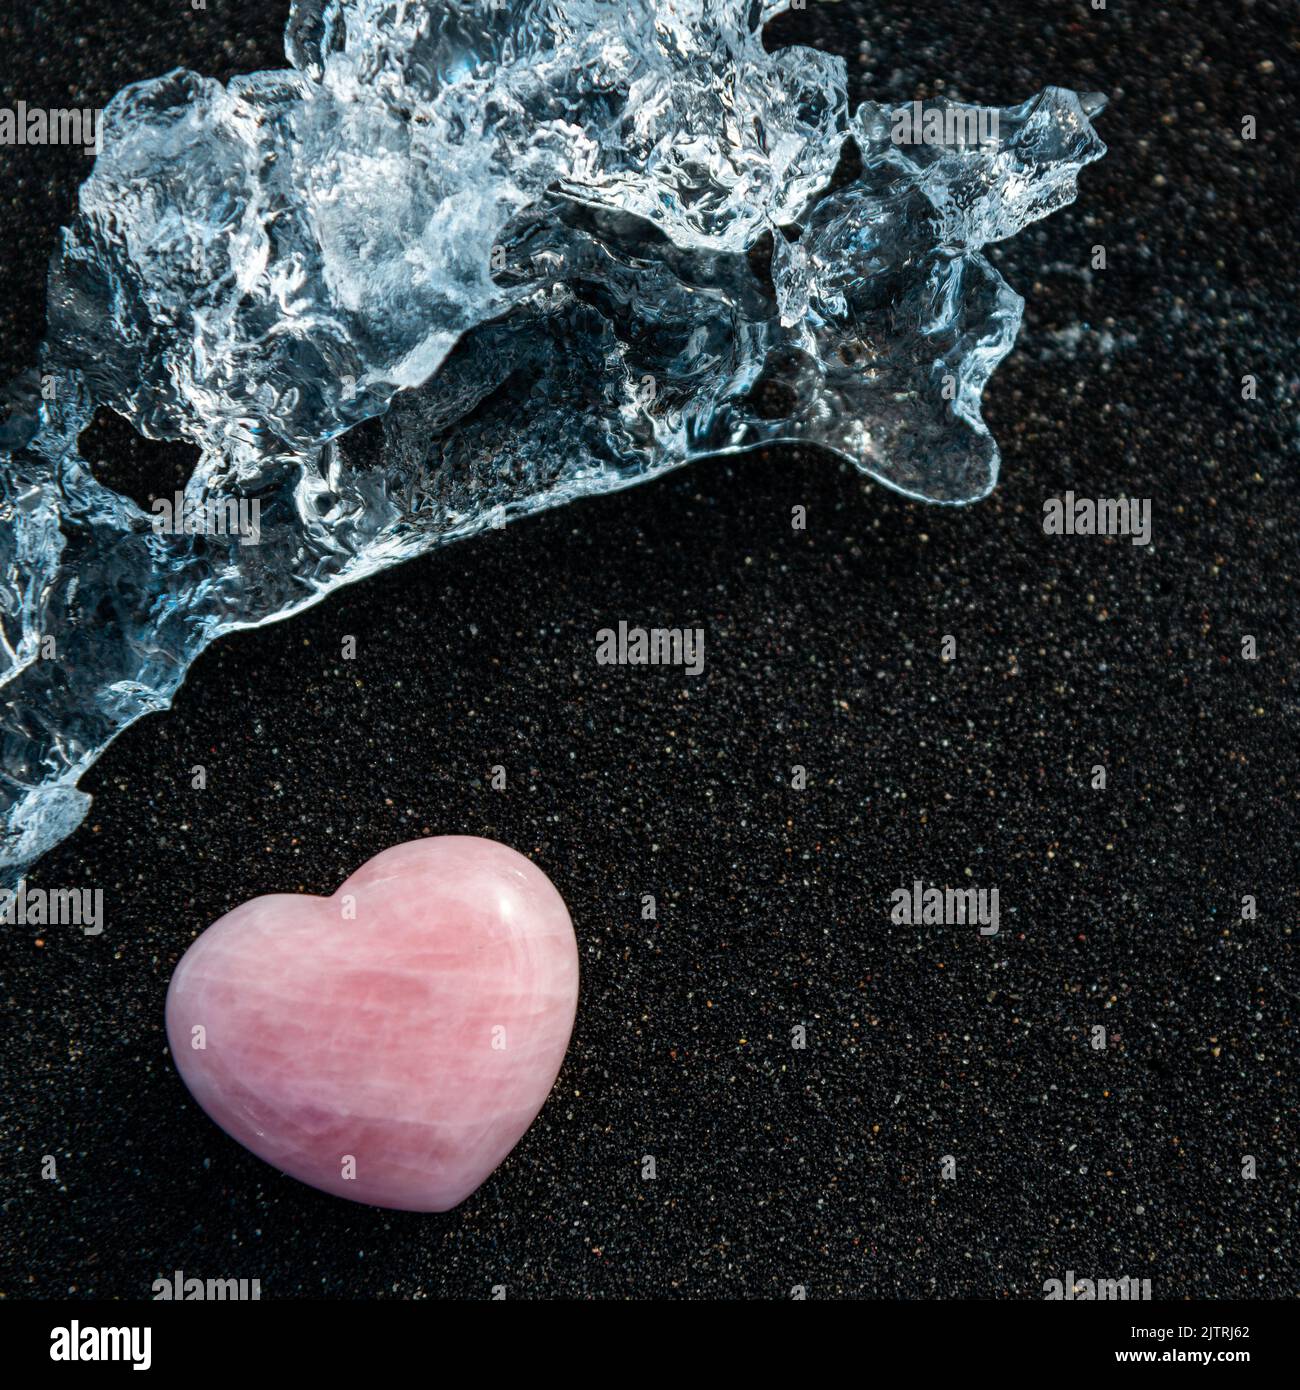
xmin=0 ymin=0 xmax=1106 ymax=877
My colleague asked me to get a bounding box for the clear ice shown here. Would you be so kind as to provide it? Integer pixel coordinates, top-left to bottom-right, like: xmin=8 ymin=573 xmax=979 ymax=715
xmin=0 ymin=0 xmax=1106 ymax=876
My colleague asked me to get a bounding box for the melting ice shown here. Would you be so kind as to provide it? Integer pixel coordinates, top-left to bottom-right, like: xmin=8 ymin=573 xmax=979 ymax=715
xmin=0 ymin=0 xmax=1105 ymax=875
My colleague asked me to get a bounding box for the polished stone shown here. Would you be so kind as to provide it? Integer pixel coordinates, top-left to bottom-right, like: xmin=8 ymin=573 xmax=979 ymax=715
xmin=165 ymin=837 xmax=579 ymax=1211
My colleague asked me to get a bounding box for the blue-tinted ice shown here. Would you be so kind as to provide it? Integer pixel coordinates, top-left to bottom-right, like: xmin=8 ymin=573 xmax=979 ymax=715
xmin=0 ymin=0 xmax=1105 ymax=875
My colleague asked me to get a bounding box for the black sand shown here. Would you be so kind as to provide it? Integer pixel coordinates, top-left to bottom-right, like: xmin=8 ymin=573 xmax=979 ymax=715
xmin=0 ymin=0 xmax=1295 ymax=1299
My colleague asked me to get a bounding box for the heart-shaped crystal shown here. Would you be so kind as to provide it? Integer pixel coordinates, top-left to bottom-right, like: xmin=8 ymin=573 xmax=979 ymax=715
xmin=165 ymin=836 xmax=579 ymax=1211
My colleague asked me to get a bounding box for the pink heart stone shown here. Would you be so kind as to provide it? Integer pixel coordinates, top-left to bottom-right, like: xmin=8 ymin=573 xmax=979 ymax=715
xmin=165 ymin=836 xmax=579 ymax=1211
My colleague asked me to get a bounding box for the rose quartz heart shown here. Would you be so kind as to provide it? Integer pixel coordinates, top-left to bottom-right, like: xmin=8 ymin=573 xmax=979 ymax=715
xmin=165 ymin=836 xmax=579 ymax=1211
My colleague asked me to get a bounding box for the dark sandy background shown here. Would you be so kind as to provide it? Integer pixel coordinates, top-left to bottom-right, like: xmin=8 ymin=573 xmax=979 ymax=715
xmin=1 ymin=1 xmax=1296 ymax=1299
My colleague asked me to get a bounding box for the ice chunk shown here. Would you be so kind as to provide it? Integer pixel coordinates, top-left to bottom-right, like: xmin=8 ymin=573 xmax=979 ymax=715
xmin=0 ymin=0 xmax=1105 ymax=876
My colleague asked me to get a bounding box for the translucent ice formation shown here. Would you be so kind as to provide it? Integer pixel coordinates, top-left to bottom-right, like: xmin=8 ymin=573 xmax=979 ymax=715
xmin=0 ymin=0 xmax=1105 ymax=876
